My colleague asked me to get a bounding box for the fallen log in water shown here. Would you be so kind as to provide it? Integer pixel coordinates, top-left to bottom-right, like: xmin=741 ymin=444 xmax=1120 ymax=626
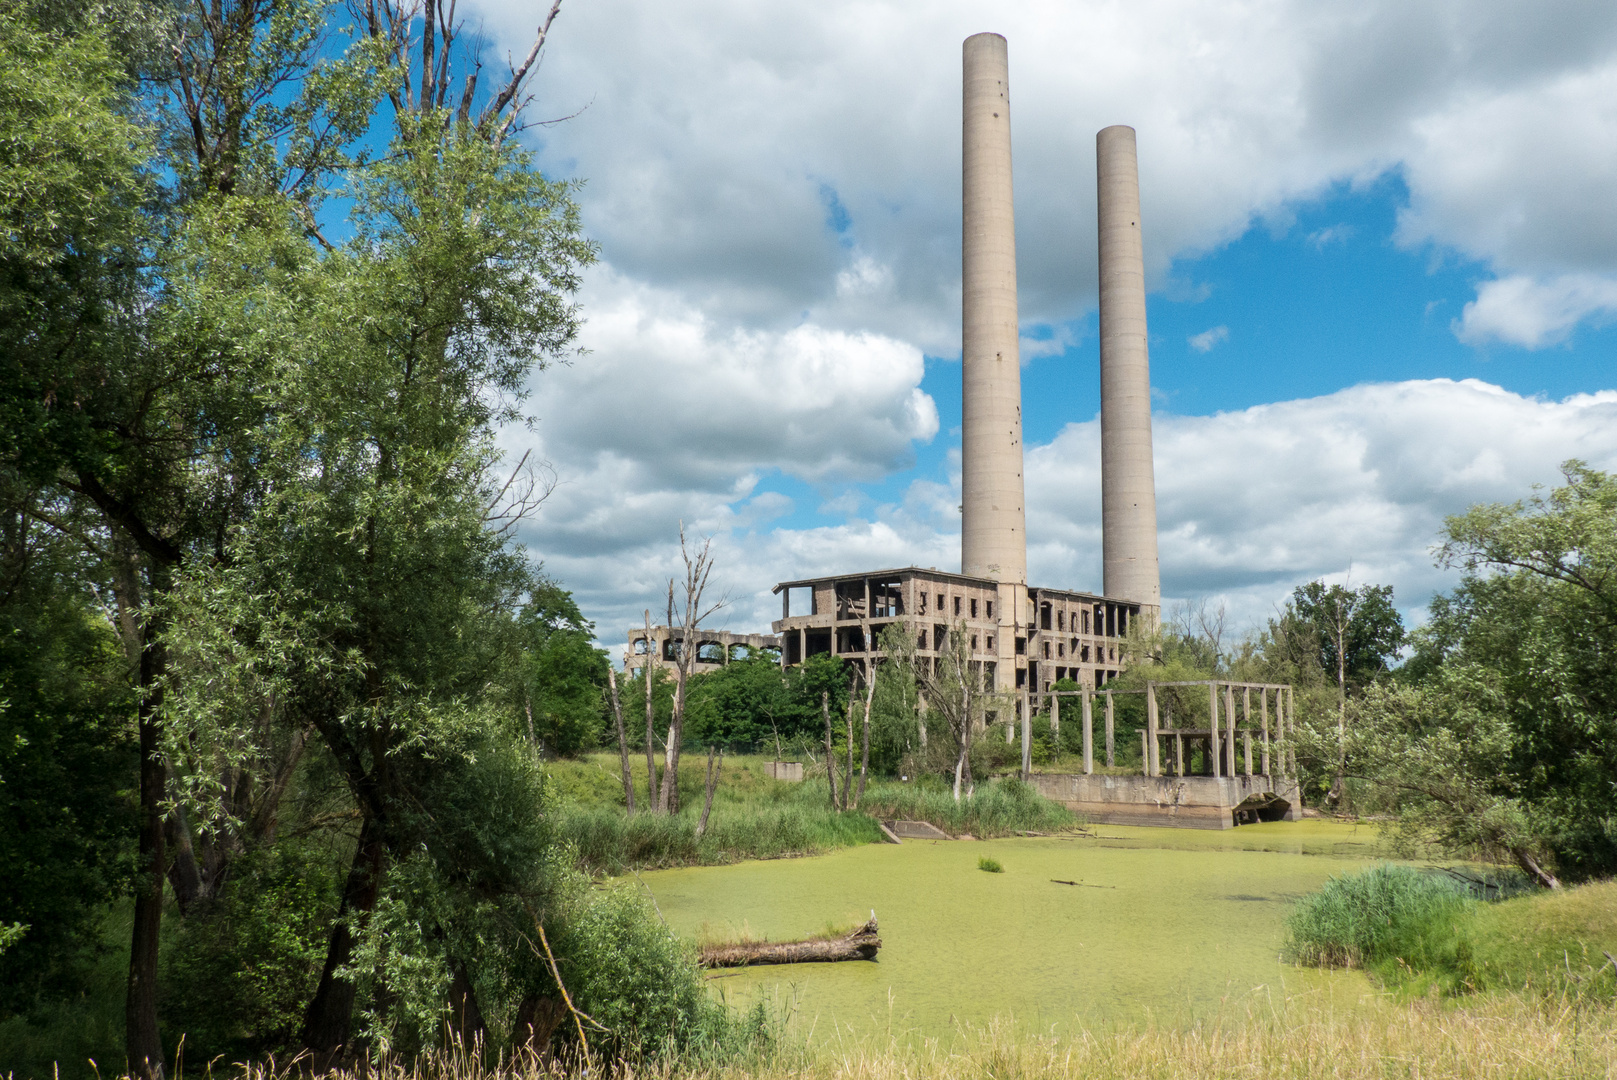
xmin=698 ymin=915 xmax=881 ymax=968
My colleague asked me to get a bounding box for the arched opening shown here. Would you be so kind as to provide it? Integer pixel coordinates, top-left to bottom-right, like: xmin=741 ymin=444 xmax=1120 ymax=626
xmin=1232 ymin=792 xmax=1291 ymax=826
xmin=696 ymin=640 xmax=726 ymax=663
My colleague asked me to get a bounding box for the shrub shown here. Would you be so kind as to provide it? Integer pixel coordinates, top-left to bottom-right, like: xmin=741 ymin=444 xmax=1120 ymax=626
xmin=978 ymin=857 xmax=1003 ymax=873
xmin=161 ymin=843 xmax=340 ymax=1058
xmin=1284 ymin=864 xmax=1472 ymax=973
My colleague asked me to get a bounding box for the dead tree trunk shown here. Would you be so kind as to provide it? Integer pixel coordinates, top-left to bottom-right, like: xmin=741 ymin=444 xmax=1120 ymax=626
xmin=843 ymin=680 xmax=857 ymax=811
xmin=1514 ymin=846 xmax=1562 ymax=890
xmin=643 ymin=610 xmax=658 ymax=813
xmin=854 ymin=668 xmax=875 ymax=810
xmin=822 ymin=690 xmax=838 ymax=810
xmin=699 ymin=916 xmax=881 ymax=967
xmin=695 ymin=746 xmax=722 ymax=837
xmin=607 ymin=668 xmax=635 ymax=813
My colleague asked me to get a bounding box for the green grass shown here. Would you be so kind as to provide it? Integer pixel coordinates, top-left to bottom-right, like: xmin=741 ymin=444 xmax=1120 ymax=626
xmin=546 ymin=754 xmax=1081 ymax=874
xmin=1461 ymin=878 xmax=1617 ymax=999
xmin=977 ymin=857 xmax=1003 ymax=873
xmin=1285 ymin=866 xmax=1617 ymax=1001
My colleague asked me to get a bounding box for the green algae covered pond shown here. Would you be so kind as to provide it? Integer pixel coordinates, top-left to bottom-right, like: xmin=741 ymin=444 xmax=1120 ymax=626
xmin=634 ymin=821 xmax=1385 ymax=1039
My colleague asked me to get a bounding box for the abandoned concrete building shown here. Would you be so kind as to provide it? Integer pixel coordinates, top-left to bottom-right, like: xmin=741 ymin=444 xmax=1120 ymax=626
xmin=771 ymin=570 xmax=1139 ymax=694
xmin=621 ymin=628 xmax=780 ymax=682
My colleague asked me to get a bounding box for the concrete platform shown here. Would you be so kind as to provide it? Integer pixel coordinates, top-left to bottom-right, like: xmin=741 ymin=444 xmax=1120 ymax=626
xmin=885 ymin=819 xmax=952 ymax=840
xmin=1030 ymin=773 xmax=1303 ymax=830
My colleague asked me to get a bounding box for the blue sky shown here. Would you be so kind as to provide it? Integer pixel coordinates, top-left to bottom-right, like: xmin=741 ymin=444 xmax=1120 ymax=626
xmin=466 ymin=0 xmax=1617 ymax=644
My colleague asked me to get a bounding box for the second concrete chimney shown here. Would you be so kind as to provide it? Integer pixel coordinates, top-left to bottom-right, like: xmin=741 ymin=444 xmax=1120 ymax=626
xmin=1096 ymin=125 xmax=1161 ymax=610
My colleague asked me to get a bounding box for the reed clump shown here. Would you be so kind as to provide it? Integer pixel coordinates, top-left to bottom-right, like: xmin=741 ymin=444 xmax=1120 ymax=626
xmin=1284 ymin=863 xmax=1474 ymax=971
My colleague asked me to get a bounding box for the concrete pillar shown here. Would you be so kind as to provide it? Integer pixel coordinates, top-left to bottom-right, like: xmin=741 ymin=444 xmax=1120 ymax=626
xmin=1020 ymin=690 xmax=1032 ymax=779
xmin=1096 ymin=125 xmax=1161 ymax=611
xmin=1225 ymin=683 xmax=1237 ymax=777
xmin=961 ymin=33 xmax=1026 ymax=590
xmin=1174 ymin=733 xmax=1184 ymax=776
xmin=1145 ymin=683 xmax=1160 ymax=777
xmin=1207 ymin=682 xmax=1220 ymax=779
xmin=1102 ymin=690 xmax=1114 ymax=767
xmin=1261 ymin=687 xmax=1271 ymax=776
xmin=1243 ymin=730 xmax=1253 ymax=776
xmin=1079 ymin=697 xmax=1093 ymax=774
xmin=1051 ymin=693 xmax=1061 ymax=741
xmin=1105 ymin=691 xmax=1115 ymax=770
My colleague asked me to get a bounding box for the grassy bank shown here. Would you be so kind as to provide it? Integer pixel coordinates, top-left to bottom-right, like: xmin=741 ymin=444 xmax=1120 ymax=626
xmin=548 ymin=754 xmax=1081 ymax=874
xmin=180 ymin=990 xmax=1617 ymax=1080
xmin=1286 ymin=865 xmax=1617 ymax=1000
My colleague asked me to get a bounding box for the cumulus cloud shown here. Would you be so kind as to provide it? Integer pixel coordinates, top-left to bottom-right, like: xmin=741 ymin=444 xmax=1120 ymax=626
xmin=474 ymin=0 xmax=1617 ymax=345
xmin=522 ymin=373 xmax=1617 ymax=643
xmin=1025 ymin=379 xmax=1617 ymax=631
xmin=1188 ymin=326 xmax=1230 ymax=352
xmin=1454 ymin=273 xmax=1617 ymax=347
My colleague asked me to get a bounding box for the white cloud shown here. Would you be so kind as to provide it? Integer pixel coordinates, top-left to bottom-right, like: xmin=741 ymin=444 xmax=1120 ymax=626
xmin=1025 ymin=379 xmax=1617 ymax=632
xmin=522 ymin=374 xmax=1617 ymax=644
xmin=1188 ymin=325 xmax=1230 ymax=352
xmin=475 ymin=0 xmax=1617 ymax=345
xmin=1454 ymin=273 xmax=1617 ymax=348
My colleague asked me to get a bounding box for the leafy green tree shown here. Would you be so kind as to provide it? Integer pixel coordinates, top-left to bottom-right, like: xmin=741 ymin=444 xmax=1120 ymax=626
xmin=516 ymin=583 xmax=610 ymax=758
xmin=0 ymin=497 xmax=136 ymax=1013
xmin=1289 ymin=581 xmax=1405 ymax=690
xmin=1289 ymin=580 xmax=1404 ymax=802
xmin=1361 ymin=462 xmax=1617 ymax=886
xmin=685 ymin=656 xmax=795 ymax=750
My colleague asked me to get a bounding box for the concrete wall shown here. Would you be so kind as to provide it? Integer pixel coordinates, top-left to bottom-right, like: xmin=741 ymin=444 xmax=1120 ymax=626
xmin=1030 ymin=772 xmax=1303 ymax=830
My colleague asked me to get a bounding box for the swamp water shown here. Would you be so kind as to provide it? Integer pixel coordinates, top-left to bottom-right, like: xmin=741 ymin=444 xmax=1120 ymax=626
xmin=635 ymin=821 xmax=1383 ymax=1040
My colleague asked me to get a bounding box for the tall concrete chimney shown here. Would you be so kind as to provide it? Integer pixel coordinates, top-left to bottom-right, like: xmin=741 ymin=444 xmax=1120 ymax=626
xmin=1096 ymin=125 xmax=1161 ymax=610
xmin=960 ymin=33 xmax=1026 ymax=588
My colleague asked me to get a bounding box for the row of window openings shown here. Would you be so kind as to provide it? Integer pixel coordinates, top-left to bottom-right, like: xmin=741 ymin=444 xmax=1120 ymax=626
xmin=915 ymin=594 xmax=992 ymax=619
xmin=1036 ymin=639 xmax=1117 ymax=663
xmin=915 ymin=629 xmax=996 ymax=652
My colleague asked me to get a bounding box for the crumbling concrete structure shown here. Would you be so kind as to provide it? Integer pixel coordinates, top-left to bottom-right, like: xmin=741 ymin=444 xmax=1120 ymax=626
xmin=771 ymin=567 xmax=1139 ymax=694
xmin=623 ymin=627 xmax=780 ymax=681
xmin=1027 ymin=680 xmax=1302 ymax=829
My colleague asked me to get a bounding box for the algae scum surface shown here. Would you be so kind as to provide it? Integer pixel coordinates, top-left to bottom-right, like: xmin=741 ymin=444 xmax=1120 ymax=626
xmin=637 ymin=821 xmax=1381 ymax=1038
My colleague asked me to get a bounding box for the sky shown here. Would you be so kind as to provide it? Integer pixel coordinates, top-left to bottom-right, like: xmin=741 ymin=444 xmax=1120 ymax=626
xmin=468 ymin=0 xmax=1617 ymax=652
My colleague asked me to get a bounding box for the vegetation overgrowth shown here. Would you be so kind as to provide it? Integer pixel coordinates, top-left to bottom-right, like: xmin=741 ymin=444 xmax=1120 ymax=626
xmin=547 ymin=754 xmax=1080 ymax=874
xmin=1285 ymin=866 xmax=1617 ymax=1001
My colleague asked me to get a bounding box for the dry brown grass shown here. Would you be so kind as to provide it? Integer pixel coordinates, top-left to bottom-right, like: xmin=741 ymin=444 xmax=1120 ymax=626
xmin=208 ymin=988 xmax=1615 ymax=1080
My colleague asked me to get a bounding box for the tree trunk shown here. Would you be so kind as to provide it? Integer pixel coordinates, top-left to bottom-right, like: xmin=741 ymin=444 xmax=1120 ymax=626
xmin=126 ymin=610 xmax=166 ymax=1080
xmin=643 ymin=611 xmax=659 ymax=814
xmin=854 ymin=669 xmax=874 ymax=809
xmin=607 ymin=669 xmax=635 ymax=813
xmin=511 ymin=997 xmax=567 ymax=1060
xmin=445 ymin=958 xmax=487 ymax=1050
xmin=695 ymin=746 xmax=722 ymax=837
xmin=699 ymin=916 xmax=880 ymax=967
xmin=164 ymin=798 xmax=203 ymax=915
xmin=843 ymin=682 xmax=856 ymax=811
xmin=302 ymin=816 xmax=387 ymax=1064
xmin=1513 ymin=847 xmax=1562 ymax=890
xmin=822 ymin=691 xmax=838 ymax=810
